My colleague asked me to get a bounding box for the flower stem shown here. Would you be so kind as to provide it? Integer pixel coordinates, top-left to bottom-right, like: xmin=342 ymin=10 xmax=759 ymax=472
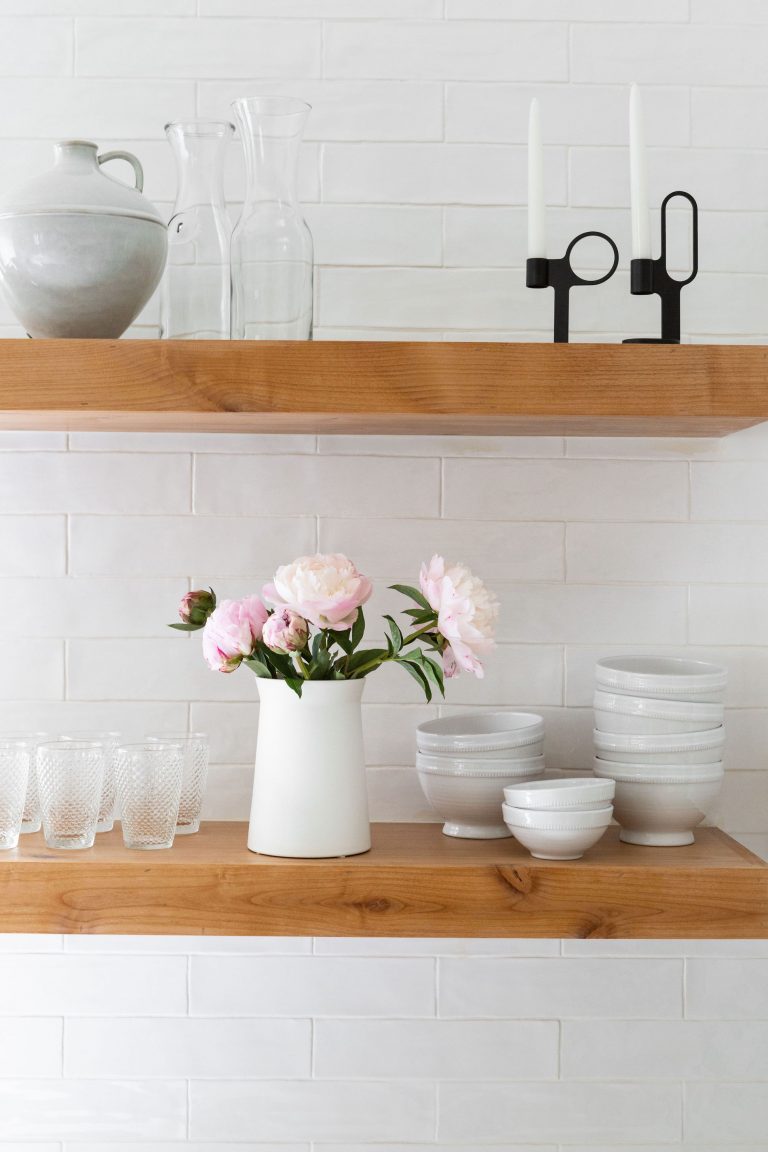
xmin=350 ymin=622 xmax=438 ymax=679
xmin=401 ymin=621 xmax=436 ymax=646
xmin=292 ymin=652 xmax=310 ymax=680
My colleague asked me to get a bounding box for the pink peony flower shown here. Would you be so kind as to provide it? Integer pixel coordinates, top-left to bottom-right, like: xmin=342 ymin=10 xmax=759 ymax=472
xmin=262 ymin=608 xmax=309 ymax=655
xmin=263 ymin=552 xmax=373 ymax=631
xmin=419 ymin=555 xmax=498 ymax=679
xmin=202 ymin=595 xmax=268 ymax=673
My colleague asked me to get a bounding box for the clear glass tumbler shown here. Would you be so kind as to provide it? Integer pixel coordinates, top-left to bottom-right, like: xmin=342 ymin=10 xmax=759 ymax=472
xmin=0 ymin=732 xmax=51 ymax=833
xmin=115 ymin=741 xmax=184 ymax=850
xmin=37 ymin=741 xmax=105 ymax=850
xmin=147 ymin=733 xmax=209 ymax=835
xmin=0 ymin=739 xmax=30 ymax=850
xmin=63 ymin=731 xmax=121 ymax=832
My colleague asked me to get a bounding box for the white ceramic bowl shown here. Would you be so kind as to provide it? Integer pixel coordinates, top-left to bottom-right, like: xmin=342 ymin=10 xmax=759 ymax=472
xmin=593 ymin=725 xmax=725 ymax=766
xmin=416 ymin=711 xmax=544 ymax=757
xmin=593 ymin=690 xmax=724 ymax=735
xmin=595 ymin=656 xmax=727 ymax=703
xmin=503 ymin=776 xmax=615 ymax=811
xmin=501 ymin=803 xmax=613 ymax=860
xmin=416 ymin=753 xmax=544 ymax=839
xmin=592 ymin=762 xmax=724 ymax=846
xmin=593 ymin=757 xmax=724 ymax=781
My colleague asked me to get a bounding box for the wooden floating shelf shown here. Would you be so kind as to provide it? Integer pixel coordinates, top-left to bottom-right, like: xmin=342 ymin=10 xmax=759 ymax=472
xmin=1 ymin=822 xmax=766 ymax=939
xmin=0 ymin=338 xmax=767 ymax=436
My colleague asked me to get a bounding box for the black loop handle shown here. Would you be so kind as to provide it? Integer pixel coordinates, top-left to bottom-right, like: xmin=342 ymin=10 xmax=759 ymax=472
xmin=564 ymin=230 xmax=620 ymax=288
xmin=660 ymin=190 xmax=698 ymax=287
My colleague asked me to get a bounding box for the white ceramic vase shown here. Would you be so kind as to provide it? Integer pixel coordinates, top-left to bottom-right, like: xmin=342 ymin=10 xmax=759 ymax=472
xmin=0 ymin=139 xmax=167 ymax=338
xmin=248 ymin=678 xmax=371 ymax=859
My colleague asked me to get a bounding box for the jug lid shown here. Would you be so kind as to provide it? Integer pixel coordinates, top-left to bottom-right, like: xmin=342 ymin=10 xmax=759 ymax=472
xmin=0 ymin=140 xmax=164 ymax=225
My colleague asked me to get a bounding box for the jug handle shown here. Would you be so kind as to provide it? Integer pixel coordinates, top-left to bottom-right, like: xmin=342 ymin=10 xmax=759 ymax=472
xmin=97 ymin=150 xmax=144 ymax=193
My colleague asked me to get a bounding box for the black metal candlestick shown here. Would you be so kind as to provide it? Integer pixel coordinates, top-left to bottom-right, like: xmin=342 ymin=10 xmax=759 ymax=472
xmin=623 ymin=190 xmax=698 ymax=344
xmin=526 ymin=231 xmax=620 ymax=343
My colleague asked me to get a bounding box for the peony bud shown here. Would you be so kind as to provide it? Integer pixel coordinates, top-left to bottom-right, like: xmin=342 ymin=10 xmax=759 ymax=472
xmin=179 ymin=588 xmax=216 ymax=628
xmin=262 ymin=608 xmax=309 ymax=655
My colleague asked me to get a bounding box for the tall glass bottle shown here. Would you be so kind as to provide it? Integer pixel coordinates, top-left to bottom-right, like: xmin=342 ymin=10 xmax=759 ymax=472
xmin=230 ymin=96 xmax=313 ymax=340
xmin=160 ymin=120 xmax=233 ymax=340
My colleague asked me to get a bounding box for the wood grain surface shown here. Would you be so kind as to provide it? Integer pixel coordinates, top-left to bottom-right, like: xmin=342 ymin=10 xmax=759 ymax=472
xmin=1 ymin=823 xmax=765 ymax=938
xmin=0 ymin=339 xmax=767 ymax=435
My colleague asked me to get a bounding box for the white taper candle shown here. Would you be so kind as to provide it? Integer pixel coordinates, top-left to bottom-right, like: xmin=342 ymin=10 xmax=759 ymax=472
xmin=527 ymin=97 xmax=546 ymax=259
xmin=629 ymin=83 xmax=652 ymax=260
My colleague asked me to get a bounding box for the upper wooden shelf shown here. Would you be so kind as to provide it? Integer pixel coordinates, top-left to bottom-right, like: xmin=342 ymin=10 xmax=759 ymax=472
xmin=1 ymin=339 xmax=767 ymax=436
xmin=2 ymin=822 xmax=766 ymax=938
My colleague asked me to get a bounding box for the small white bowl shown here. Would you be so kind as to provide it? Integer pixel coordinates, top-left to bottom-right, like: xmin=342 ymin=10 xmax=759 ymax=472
xmin=593 ymin=690 xmax=724 ymax=735
xmin=416 ymin=753 xmax=544 ymax=839
xmin=416 ymin=711 xmax=544 ymax=756
xmin=593 ymin=725 xmax=725 ymax=766
xmin=592 ymin=762 xmax=724 ymax=846
xmin=501 ymin=803 xmax=613 ymax=860
xmin=595 ymin=655 xmax=727 ymax=703
xmin=503 ymin=776 xmax=615 ymax=811
xmin=502 ymin=803 xmax=613 ymax=829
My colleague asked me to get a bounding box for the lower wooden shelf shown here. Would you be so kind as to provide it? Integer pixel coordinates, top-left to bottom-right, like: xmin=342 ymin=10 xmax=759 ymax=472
xmin=1 ymin=822 xmax=765 ymax=939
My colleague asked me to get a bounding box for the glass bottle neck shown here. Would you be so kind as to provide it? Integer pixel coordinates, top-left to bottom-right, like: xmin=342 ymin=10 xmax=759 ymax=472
xmin=241 ymin=133 xmax=302 ymax=208
xmin=167 ymin=127 xmax=230 ymax=211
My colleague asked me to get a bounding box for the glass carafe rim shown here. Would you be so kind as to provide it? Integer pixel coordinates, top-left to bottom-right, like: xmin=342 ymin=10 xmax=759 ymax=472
xmin=232 ymin=95 xmax=311 ymax=120
xmin=165 ymin=119 xmax=235 ymax=137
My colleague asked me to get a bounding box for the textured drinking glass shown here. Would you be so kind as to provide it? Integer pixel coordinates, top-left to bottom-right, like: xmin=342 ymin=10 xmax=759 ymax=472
xmin=0 ymin=732 xmax=50 ymax=833
xmin=0 ymin=740 xmax=30 ymax=850
xmin=230 ymin=96 xmax=313 ymax=340
xmin=147 ymin=733 xmax=209 ymax=835
xmin=160 ymin=120 xmax=234 ymax=339
xmin=115 ymin=742 xmax=184 ymax=850
xmin=37 ymin=741 xmax=105 ymax=850
xmin=63 ymin=732 xmax=120 ymax=832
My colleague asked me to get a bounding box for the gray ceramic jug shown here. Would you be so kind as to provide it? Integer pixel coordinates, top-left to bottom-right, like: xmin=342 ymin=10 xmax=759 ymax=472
xmin=0 ymin=139 xmax=167 ymax=338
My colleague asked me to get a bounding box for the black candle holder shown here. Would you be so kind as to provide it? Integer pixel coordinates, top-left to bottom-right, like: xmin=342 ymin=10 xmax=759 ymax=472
xmin=623 ymin=190 xmax=698 ymax=345
xmin=526 ymin=231 xmax=620 ymax=344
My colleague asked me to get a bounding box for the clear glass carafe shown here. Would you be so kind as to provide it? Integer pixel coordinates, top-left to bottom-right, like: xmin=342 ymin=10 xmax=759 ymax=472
xmin=160 ymin=120 xmax=233 ymax=340
xmin=230 ymin=96 xmax=313 ymax=340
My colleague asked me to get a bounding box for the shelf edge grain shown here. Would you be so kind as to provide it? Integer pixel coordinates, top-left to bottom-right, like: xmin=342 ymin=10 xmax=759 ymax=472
xmin=0 ymin=340 xmax=767 ymax=436
xmin=0 ymin=824 xmax=765 ymax=939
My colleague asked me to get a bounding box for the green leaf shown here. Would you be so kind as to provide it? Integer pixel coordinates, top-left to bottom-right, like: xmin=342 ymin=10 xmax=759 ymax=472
xmin=395 ymin=657 xmax=432 ymax=702
xmin=383 ymin=615 xmax=403 ymax=654
xmin=350 ymin=607 xmax=366 ymax=652
xmin=311 ymin=632 xmax=324 ymax=661
xmin=420 ymin=654 xmax=446 ymax=698
xmin=168 ymin=621 xmax=205 ymax=632
xmin=309 ymin=648 xmax=332 ymax=680
xmin=285 ymin=677 xmax=304 ymax=698
xmin=330 ymin=628 xmax=353 ymax=656
xmin=261 ymin=649 xmax=294 ymax=679
xmin=244 ymin=657 xmax=272 ymax=678
xmin=390 ymin=583 xmax=431 ymax=611
xmin=402 ymin=607 xmax=436 ymax=624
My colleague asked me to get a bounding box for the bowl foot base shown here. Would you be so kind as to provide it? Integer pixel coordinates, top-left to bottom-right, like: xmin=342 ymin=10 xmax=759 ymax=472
xmin=619 ymin=828 xmax=695 ymax=846
xmin=443 ymin=822 xmax=512 ymax=839
xmin=529 ymin=850 xmax=585 ymax=860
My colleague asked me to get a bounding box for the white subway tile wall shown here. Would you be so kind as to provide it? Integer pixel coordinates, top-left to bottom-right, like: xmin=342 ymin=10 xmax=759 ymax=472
xmin=0 ymin=2 xmax=765 ymax=1149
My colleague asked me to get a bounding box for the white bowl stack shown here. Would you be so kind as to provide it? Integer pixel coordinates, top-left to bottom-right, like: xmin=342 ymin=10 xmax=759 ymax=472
xmin=501 ymin=777 xmax=615 ymax=860
xmin=415 ymin=712 xmax=545 ymax=839
xmin=592 ymin=656 xmax=727 ymax=846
